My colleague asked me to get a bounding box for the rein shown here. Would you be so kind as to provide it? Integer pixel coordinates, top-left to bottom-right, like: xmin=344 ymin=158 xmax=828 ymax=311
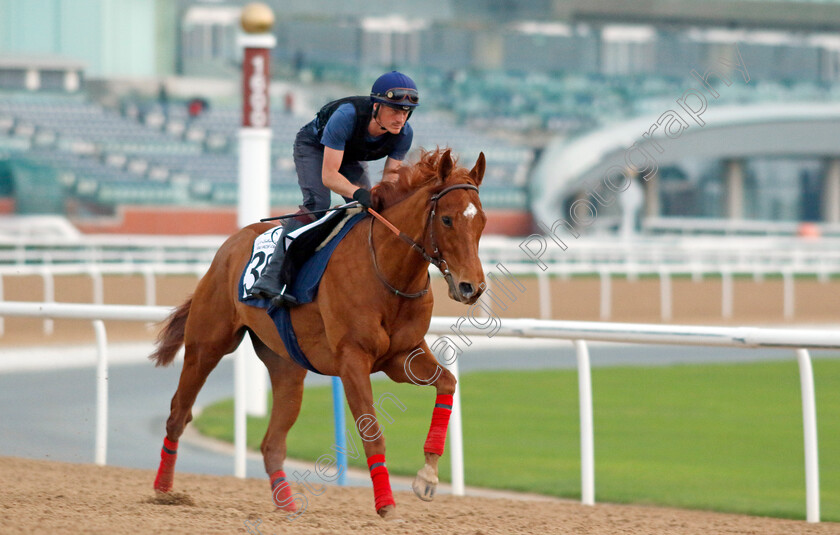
xmin=367 ymin=183 xmax=480 ymax=299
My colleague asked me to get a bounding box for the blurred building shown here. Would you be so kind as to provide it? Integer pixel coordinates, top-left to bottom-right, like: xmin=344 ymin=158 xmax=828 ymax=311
xmin=3 ymin=0 xmax=840 ymax=82
xmin=168 ymin=0 xmax=840 ymax=81
xmin=0 ymin=0 xmax=178 ymax=78
xmin=532 ymin=103 xmax=840 ymax=231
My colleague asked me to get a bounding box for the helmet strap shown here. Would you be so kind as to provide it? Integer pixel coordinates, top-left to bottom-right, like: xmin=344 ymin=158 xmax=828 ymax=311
xmin=372 ymin=103 xmax=388 ymax=132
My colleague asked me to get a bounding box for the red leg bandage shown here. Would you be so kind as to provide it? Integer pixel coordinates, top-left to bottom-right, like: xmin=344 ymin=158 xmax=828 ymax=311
xmin=367 ymin=454 xmax=395 ymax=511
xmin=270 ymin=469 xmax=297 ymax=511
xmin=424 ymin=394 xmax=453 ymax=456
xmin=153 ymin=437 xmax=178 ymax=492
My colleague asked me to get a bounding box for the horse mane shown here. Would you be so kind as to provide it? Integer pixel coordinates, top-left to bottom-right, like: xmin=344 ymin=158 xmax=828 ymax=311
xmin=371 ymin=148 xmax=470 ymax=211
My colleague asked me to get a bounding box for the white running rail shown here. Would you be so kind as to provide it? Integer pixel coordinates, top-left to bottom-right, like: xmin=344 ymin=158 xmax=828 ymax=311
xmin=1 ymin=263 xmax=837 ymax=335
xmin=0 ymin=302 xmax=836 ymax=523
xmin=4 ymin=234 xmax=840 ymax=273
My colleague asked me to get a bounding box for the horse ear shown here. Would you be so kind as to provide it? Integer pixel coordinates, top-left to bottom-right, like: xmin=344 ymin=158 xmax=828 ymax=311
xmin=438 ymin=149 xmax=454 ymax=181
xmin=469 ymin=152 xmax=486 ymax=186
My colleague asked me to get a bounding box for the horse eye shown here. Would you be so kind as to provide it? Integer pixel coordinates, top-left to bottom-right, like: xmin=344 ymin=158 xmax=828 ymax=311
xmin=441 ymin=216 xmax=453 ymax=227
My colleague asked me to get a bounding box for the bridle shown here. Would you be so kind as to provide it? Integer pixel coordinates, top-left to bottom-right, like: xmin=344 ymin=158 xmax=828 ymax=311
xmin=368 ymin=183 xmax=480 ymax=300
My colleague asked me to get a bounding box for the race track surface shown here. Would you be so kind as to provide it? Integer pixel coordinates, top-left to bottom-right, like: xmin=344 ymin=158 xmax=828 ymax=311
xmin=2 ymin=456 xmax=837 ymax=535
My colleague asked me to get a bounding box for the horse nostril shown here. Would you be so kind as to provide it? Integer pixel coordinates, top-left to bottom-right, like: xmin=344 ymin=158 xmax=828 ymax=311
xmin=459 ymin=282 xmax=475 ymax=298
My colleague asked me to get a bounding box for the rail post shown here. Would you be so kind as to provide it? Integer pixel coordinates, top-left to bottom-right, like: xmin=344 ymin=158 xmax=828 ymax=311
xmin=538 ymin=269 xmax=552 ymax=319
xmin=93 ymin=320 xmax=108 ymax=466
xmin=445 ymin=357 xmax=465 ymax=496
xmin=237 ymin=2 xmax=275 ymax=417
xmin=599 ymin=269 xmax=611 ymax=320
xmin=574 ymin=339 xmax=595 ymax=505
xmin=39 ymin=266 xmax=54 ymax=335
xmin=331 ymin=377 xmax=348 ymax=485
xmin=659 ymin=268 xmax=672 ymax=321
xmin=796 ymin=348 xmax=820 ymax=523
xmin=234 ymin=345 xmax=247 ymax=478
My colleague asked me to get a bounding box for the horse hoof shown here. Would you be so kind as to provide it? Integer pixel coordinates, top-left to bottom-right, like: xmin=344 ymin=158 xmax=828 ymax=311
xmin=411 ymin=464 xmax=438 ymax=502
xmin=377 ymin=504 xmax=402 ymax=522
xmin=272 ymin=488 xmax=298 ymax=512
xmin=153 ymin=477 xmax=173 ymax=493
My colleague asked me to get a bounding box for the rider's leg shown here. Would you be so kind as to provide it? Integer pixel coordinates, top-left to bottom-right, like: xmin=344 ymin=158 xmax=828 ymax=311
xmin=251 ymin=129 xmax=371 ymax=303
xmin=295 ymin=125 xmax=332 ymax=213
xmin=250 ymin=126 xmax=327 ymax=304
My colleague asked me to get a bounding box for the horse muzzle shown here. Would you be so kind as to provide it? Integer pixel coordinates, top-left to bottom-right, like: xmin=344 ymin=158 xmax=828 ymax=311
xmin=447 ymin=279 xmax=484 ymax=305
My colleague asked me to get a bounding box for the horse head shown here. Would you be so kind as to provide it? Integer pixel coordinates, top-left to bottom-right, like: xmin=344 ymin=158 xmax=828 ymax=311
xmin=422 ymin=149 xmax=487 ymax=304
xmin=371 ymin=148 xmax=487 ymax=305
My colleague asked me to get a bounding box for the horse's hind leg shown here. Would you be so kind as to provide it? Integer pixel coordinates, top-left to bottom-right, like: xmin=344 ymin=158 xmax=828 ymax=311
xmin=250 ymin=334 xmax=308 ymax=515
xmin=381 ymin=341 xmax=457 ymax=503
xmin=154 ymin=327 xmax=245 ymax=493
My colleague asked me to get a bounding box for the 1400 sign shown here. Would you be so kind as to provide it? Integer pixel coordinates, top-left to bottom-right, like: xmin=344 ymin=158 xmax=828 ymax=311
xmin=243 ymin=48 xmax=270 ymax=128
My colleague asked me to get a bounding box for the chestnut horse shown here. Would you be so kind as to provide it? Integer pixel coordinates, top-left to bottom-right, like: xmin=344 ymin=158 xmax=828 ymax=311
xmin=150 ymin=149 xmax=486 ymax=520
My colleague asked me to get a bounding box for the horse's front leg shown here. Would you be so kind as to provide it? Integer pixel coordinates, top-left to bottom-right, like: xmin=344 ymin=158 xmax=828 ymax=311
xmin=338 ymin=347 xmax=399 ymax=521
xmin=382 ymin=341 xmax=457 ymax=502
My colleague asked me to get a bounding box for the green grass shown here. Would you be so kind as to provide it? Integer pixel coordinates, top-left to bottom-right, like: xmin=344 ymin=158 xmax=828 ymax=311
xmin=515 ymin=272 xmax=834 ymax=280
xmin=193 ymin=359 xmax=840 ymax=521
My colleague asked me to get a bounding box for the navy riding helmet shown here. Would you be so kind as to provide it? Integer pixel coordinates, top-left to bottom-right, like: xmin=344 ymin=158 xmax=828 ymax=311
xmin=370 ymin=71 xmax=419 ymax=111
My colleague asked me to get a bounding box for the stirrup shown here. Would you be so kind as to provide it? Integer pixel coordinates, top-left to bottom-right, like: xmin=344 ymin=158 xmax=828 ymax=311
xmin=250 ymin=271 xmax=286 ymax=300
xmin=249 ymin=286 xmax=279 ymax=300
xmin=269 ymin=285 xmax=299 ymax=308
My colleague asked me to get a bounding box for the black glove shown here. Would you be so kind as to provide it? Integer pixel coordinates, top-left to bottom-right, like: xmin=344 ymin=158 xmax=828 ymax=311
xmin=352 ymin=188 xmax=372 ymax=209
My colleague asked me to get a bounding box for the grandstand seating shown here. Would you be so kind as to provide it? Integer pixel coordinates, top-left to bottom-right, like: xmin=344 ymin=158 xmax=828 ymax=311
xmin=0 ymin=94 xmax=201 ymax=155
xmin=405 ymin=67 xmax=840 ymax=137
xmin=0 ymin=87 xmax=537 ymax=213
xmin=11 ymin=62 xmax=835 ymax=216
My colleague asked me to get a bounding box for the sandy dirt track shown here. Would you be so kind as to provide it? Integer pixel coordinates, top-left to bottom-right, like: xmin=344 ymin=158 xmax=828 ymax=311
xmin=1 ymin=457 xmax=837 ymax=535
xmin=2 ymin=272 xmax=839 ymax=534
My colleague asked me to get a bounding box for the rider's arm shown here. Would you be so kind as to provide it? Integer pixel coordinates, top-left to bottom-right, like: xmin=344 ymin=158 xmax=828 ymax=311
xmin=381 ymin=124 xmax=412 ymax=182
xmin=322 ymin=146 xmax=363 ymax=197
xmin=320 ymin=104 xmax=367 ymax=197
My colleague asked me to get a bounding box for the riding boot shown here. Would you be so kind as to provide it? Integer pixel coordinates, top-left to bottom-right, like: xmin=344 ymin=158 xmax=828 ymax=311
xmin=250 ymin=219 xmax=305 ymax=307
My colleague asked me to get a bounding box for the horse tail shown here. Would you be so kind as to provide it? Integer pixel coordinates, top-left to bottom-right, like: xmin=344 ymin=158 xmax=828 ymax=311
xmin=149 ymin=296 xmax=192 ymax=367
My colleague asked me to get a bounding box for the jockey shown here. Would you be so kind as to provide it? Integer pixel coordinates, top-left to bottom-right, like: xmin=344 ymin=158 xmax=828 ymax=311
xmin=250 ymin=70 xmax=419 ymax=307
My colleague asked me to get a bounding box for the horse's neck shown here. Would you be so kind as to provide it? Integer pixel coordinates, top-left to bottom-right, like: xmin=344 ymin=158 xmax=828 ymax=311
xmin=380 ymin=186 xmax=431 ymax=242
xmin=373 ymin=186 xmax=434 ymax=284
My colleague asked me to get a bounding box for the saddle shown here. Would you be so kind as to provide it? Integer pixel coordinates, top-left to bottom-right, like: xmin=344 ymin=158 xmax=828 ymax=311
xmin=279 ymin=206 xmax=363 ymax=294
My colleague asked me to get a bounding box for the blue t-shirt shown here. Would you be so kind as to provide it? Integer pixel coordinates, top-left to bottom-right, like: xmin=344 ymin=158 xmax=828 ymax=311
xmin=319 ymin=103 xmax=413 ymax=161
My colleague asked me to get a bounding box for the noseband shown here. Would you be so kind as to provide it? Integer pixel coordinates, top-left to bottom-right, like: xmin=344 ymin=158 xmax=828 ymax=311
xmin=368 ymin=183 xmax=480 ymax=299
